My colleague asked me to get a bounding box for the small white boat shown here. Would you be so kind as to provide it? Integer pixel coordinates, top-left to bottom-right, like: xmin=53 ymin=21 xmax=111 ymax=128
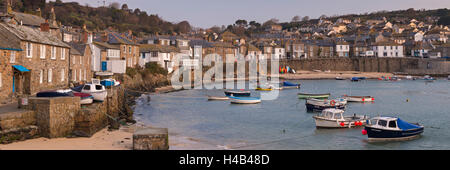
xmin=229 ymin=96 xmax=261 ymax=104
xmin=313 ymin=109 xmax=368 ymax=128
xmin=406 ymin=75 xmax=413 ymax=80
xmin=207 ymin=96 xmax=229 ymax=100
xmin=344 ymin=95 xmax=374 ymax=102
xmin=81 ymin=84 xmax=107 ymax=102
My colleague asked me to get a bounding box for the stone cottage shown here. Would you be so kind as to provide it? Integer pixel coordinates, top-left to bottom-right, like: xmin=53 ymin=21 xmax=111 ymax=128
xmin=0 ymin=22 xmax=70 ymax=97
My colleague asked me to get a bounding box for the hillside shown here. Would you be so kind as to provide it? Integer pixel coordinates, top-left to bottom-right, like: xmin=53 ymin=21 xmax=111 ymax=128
xmin=4 ymin=0 xmax=191 ymax=36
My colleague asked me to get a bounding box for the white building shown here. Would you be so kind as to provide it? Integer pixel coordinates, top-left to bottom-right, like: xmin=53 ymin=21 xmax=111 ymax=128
xmin=139 ymin=44 xmax=180 ymax=73
xmin=335 ymin=42 xmax=350 ymax=57
xmin=371 ymin=42 xmax=404 ymax=58
xmin=273 ymin=46 xmax=286 ymax=59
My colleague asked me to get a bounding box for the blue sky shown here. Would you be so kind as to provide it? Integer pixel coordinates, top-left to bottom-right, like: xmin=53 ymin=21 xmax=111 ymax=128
xmin=58 ymin=0 xmax=450 ymax=28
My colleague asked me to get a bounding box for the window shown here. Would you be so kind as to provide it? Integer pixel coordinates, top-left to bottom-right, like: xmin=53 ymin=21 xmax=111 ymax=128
xmin=384 ymin=46 xmax=386 ymax=50
xmin=334 ymin=113 xmax=341 ymax=119
xmin=83 ymin=85 xmax=91 ymax=90
xmin=40 ymin=45 xmax=46 ymax=59
xmin=61 ymin=69 xmax=65 ymax=81
xmin=123 ymin=46 xmax=126 ymax=54
xmin=396 ymin=52 xmax=398 ymax=57
xmin=61 ymin=48 xmax=65 ymax=60
xmin=377 ymin=120 xmax=387 ymax=127
xmin=48 ymin=68 xmax=52 ymax=83
xmin=10 ymin=51 xmax=15 ymax=63
xmin=152 ymin=51 xmax=158 ymax=57
xmin=95 ymin=85 xmax=103 ymax=90
xmin=129 ymin=46 xmax=132 ymax=53
xmin=388 ymin=121 xmax=397 ymax=128
xmin=73 ymin=70 xmax=77 ymax=81
xmin=51 ymin=47 xmax=56 ymax=59
xmin=40 ymin=70 xmax=43 ymax=84
xmin=383 ymin=52 xmax=387 ymax=57
xmin=26 ymin=42 xmax=32 ymax=58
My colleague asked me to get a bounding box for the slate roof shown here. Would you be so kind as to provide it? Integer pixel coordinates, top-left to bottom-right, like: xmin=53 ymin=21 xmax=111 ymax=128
xmin=11 ymin=12 xmax=58 ymax=29
xmin=0 ymin=23 xmax=69 ymax=49
xmin=93 ymin=41 xmax=120 ymax=50
xmin=139 ymin=44 xmax=180 ymax=53
xmin=67 ymin=42 xmax=88 ymax=55
xmin=189 ymin=39 xmax=213 ymax=48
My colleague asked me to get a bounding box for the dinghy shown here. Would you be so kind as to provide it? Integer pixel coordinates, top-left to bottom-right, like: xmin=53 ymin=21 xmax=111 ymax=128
xmin=256 ymin=87 xmax=273 ymax=91
xmin=224 ymin=90 xmax=251 ymax=97
xmin=100 ymin=79 xmax=120 ymax=87
xmin=281 ymin=81 xmax=301 ymax=89
xmin=362 ymin=117 xmax=424 ymax=142
xmin=207 ymin=96 xmax=229 ymax=100
xmin=343 ymin=95 xmax=375 ymax=102
xmin=298 ymin=93 xmax=330 ymax=99
xmin=313 ymin=109 xmax=368 ymax=128
xmin=335 ymin=77 xmax=345 ymax=80
xmin=81 ymin=83 xmax=107 ymax=102
xmin=229 ymin=96 xmax=261 ymax=104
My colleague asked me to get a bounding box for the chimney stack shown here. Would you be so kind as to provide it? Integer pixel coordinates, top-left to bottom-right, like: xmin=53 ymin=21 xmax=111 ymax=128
xmin=40 ymin=20 xmax=50 ymax=32
xmin=101 ymin=32 xmax=109 ymax=42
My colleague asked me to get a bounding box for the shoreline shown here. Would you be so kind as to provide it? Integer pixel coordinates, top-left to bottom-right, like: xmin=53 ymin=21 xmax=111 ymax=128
xmin=0 ymin=70 xmax=439 ymax=150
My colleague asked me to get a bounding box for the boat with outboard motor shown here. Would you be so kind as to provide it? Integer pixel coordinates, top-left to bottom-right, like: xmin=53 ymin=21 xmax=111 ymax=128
xmin=229 ymin=96 xmax=261 ymax=104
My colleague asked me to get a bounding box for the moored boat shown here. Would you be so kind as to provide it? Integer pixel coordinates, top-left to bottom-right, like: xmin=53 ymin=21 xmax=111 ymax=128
xmin=305 ymin=98 xmax=346 ymax=112
xmin=100 ymin=79 xmax=121 ymax=87
xmin=281 ymin=81 xmax=301 ymax=89
xmin=207 ymin=96 xmax=229 ymax=100
xmin=229 ymin=96 xmax=261 ymax=104
xmin=335 ymin=77 xmax=345 ymax=80
xmin=256 ymin=87 xmax=273 ymax=91
xmin=298 ymin=92 xmax=330 ymax=99
xmin=80 ymin=83 xmax=107 ymax=102
xmin=422 ymin=75 xmax=435 ymax=81
xmin=313 ymin=109 xmax=368 ymax=128
xmin=343 ymin=95 xmax=375 ymax=102
xmin=224 ymin=90 xmax=251 ymax=97
xmin=362 ymin=117 xmax=424 ymax=142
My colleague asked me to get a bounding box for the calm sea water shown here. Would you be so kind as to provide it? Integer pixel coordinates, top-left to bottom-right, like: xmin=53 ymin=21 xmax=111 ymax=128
xmin=134 ymin=79 xmax=450 ymax=150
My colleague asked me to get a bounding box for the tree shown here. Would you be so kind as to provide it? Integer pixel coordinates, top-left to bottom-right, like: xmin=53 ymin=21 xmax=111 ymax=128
xmin=175 ymin=21 xmax=191 ymax=33
xmin=319 ymin=15 xmax=327 ymax=19
xmin=121 ymin=3 xmax=128 ymax=10
xmin=291 ymin=15 xmax=301 ymax=22
xmin=302 ymin=16 xmax=310 ymax=21
xmin=235 ymin=19 xmax=248 ymax=27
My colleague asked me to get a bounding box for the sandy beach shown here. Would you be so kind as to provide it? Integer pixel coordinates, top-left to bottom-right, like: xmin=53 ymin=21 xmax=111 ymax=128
xmin=0 ymin=126 xmax=135 ymax=150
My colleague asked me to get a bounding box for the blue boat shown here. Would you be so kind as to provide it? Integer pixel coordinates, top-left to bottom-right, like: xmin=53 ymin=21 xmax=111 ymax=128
xmin=351 ymin=77 xmax=366 ymax=81
xmin=282 ymin=81 xmax=301 ymax=88
xmin=363 ymin=117 xmax=424 ymax=142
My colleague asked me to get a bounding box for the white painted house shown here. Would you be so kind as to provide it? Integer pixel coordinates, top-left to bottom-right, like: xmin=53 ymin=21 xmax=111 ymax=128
xmin=371 ymin=41 xmax=404 ymax=58
xmin=139 ymin=44 xmax=180 ymax=73
xmin=335 ymin=41 xmax=350 ymax=57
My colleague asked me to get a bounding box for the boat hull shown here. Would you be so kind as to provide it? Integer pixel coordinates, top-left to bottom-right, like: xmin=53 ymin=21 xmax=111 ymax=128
xmin=313 ymin=117 xmax=366 ymax=128
xmin=298 ymin=93 xmax=330 ymax=99
xmin=224 ymin=91 xmax=251 ymax=97
xmin=229 ymin=97 xmax=261 ymax=104
xmin=306 ymin=103 xmax=345 ymax=112
xmin=82 ymin=90 xmax=107 ymax=101
xmin=207 ymin=96 xmax=229 ymax=100
xmin=256 ymin=88 xmax=273 ymax=91
xmin=365 ymin=126 xmax=424 ymax=142
xmin=346 ymin=96 xmax=374 ymax=102
xmin=80 ymin=97 xmax=94 ymax=105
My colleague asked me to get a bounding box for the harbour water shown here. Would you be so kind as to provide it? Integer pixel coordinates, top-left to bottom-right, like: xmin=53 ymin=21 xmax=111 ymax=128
xmin=134 ymin=79 xmax=450 ymax=150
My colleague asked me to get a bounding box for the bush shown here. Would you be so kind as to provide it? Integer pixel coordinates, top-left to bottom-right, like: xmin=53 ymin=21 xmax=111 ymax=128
xmin=126 ymin=67 xmax=138 ymax=77
xmin=144 ymin=62 xmax=168 ymax=76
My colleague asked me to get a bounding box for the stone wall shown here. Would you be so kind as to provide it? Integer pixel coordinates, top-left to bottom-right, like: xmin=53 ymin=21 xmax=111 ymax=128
xmin=278 ymin=58 xmax=450 ymax=75
xmin=24 ymin=97 xmax=80 ymax=138
xmin=0 ymin=49 xmax=15 ymax=104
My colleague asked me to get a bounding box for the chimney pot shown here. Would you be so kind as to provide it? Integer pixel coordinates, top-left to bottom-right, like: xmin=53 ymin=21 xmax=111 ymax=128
xmin=40 ymin=20 xmax=50 ymax=32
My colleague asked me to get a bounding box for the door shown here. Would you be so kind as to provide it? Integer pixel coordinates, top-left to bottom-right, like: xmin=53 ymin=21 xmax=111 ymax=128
xmin=101 ymin=61 xmax=107 ymax=71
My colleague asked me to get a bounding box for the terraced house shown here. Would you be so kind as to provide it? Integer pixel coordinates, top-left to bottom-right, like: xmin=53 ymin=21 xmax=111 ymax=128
xmin=97 ymin=29 xmax=139 ymax=68
xmin=0 ymin=22 xmax=70 ymax=98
